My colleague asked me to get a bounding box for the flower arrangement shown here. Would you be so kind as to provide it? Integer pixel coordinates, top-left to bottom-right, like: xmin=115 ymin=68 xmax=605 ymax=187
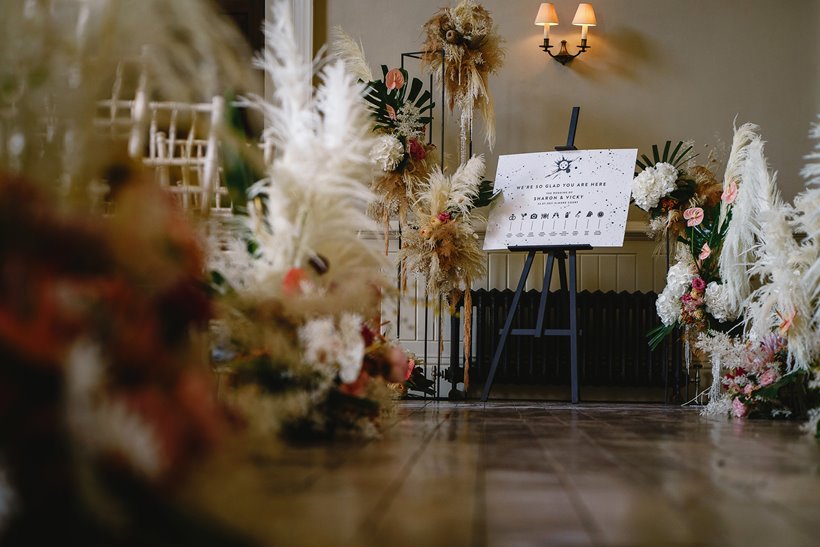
xmin=210 ymin=2 xmax=406 ymax=439
xmin=0 ymin=172 xmax=251 ymax=545
xmin=630 ymin=140 xmax=725 ymax=240
xmin=421 ymin=0 xmax=505 ymax=156
xmin=646 ymin=188 xmax=736 ymax=350
xmin=331 ymin=29 xmax=438 ymax=248
xmin=365 ymin=66 xmax=439 ymax=235
xmin=399 ymin=155 xmax=488 ymax=389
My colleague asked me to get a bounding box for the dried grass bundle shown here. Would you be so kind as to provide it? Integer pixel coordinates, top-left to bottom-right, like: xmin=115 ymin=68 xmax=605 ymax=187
xmin=400 ymin=155 xmax=487 ymax=389
xmin=421 ymin=0 xmax=504 ymax=155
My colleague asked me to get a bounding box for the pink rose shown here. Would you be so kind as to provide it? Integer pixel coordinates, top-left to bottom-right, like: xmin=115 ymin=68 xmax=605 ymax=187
xmin=742 ymin=383 xmax=755 ymax=396
xmin=683 ymin=207 xmax=704 ymax=227
xmin=408 ymin=138 xmax=426 ymax=161
xmin=759 ymin=369 xmax=778 ymax=387
xmin=691 ymin=277 xmax=706 ymax=292
xmin=385 ymin=68 xmax=405 ymax=91
xmin=732 ymin=397 xmax=748 ymax=418
xmin=721 ymin=180 xmax=738 ymax=205
xmin=699 ymin=243 xmax=711 ymax=261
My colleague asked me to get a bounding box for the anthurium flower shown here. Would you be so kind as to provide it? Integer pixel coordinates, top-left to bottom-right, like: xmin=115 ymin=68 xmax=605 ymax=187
xmin=683 ymin=207 xmax=704 ymax=227
xmin=721 ymin=180 xmax=738 ymax=204
xmin=386 ymin=104 xmax=397 ymax=120
xmin=385 ymin=68 xmax=404 ymax=91
xmin=777 ymin=309 xmax=796 ymax=335
xmin=699 ymin=243 xmax=711 ymax=261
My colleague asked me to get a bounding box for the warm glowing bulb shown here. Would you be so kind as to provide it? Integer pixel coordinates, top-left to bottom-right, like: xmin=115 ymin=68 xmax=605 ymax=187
xmin=572 ymin=3 xmax=596 ymax=41
xmin=534 ymin=3 xmax=559 ymax=39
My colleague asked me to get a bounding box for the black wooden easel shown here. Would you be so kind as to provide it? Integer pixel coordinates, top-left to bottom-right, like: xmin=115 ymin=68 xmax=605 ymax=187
xmin=481 ymin=107 xmax=590 ymax=403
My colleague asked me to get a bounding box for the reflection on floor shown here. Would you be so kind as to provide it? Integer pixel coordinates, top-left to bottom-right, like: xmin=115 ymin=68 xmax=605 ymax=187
xmin=187 ymin=402 xmax=820 ymax=547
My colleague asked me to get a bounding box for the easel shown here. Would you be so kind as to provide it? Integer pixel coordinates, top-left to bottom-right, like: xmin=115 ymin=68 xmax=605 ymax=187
xmin=480 ymin=107 xmax=590 ymax=403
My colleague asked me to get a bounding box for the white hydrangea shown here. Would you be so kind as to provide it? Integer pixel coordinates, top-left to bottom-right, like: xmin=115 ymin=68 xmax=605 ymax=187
xmin=704 ymin=281 xmax=736 ymax=322
xmin=631 ymin=162 xmax=679 ymax=211
xmin=656 ymin=260 xmax=695 ymax=326
xmin=299 ymin=313 xmax=365 ymax=384
xmin=370 ymin=134 xmax=404 ymax=172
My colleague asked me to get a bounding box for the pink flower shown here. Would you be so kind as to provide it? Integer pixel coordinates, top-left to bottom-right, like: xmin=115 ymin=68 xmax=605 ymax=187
xmin=408 ymin=138 xmax=426 ymax=161
xmin=777 ymin=309 xmax=795 ymax=336
xmin=759 ymin=369 xmax=779 ymax=387
xmin=386 ymin=104 xmax=397 ymax=120
xmin=732 ymin=397 xmax=748 ymax=418
xmin=683 ymin=207 xmax=704 ymax=227
xmin=385 ymin=68 xmax=405 ymax=91
xmin=691 ymin=277 xmax=706 ymax=292
xmin=699 ymin=243 xmax=711 ymax=261
xmin=722 ymin=180 xmax=738 ymax=204
xmin=742 ymin=383 xmax=755 ymax=396
xmin=437 ymin=211 xmax=451 ymax=223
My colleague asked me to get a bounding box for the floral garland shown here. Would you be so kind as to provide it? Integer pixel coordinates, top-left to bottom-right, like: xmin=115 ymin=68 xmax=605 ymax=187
xmin=421 ymin=0 xmax=505 ymax=159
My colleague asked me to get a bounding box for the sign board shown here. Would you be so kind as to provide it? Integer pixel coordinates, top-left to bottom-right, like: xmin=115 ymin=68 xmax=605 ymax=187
xmin=483 ymin=149 xmax=637 ymax=251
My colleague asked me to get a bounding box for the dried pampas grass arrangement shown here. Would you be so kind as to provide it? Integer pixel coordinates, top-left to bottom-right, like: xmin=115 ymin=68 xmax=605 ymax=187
xmin=400 ymin=155 xmax=487 ymax=389
xmin=421 ymin=0 xmax=504 ymax=158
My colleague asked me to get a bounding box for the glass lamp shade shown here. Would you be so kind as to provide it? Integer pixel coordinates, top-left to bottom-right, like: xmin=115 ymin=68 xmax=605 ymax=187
xmin=572 ymin=3 xmax=597 ymax=26
xmin=534 ymin=3 xmax=559 ymax=26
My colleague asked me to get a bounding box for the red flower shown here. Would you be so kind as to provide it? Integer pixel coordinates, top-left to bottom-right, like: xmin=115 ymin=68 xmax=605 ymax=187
xmin=408 ymin=138 xmax=426 ymax=161
xmin=282 ymin=267 xmax=306 ymax=295
xmin=436 ymin=211 xmax=451 ymax=223
xmin=691 ymin=277 xmax=706 ymax=292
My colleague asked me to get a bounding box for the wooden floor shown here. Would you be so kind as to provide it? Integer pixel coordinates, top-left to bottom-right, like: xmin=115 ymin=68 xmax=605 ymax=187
xmin=187 ymin=402 xmax=820 ymax=547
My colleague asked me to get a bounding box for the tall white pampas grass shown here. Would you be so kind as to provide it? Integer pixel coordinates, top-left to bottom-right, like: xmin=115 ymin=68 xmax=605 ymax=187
xmin=718 ymin=124 xmax=781 ymax=318
xmin=329 ymin=27 xmax=374 ymax=83
xmin=242 ymin=1 xmax=386 ymax=298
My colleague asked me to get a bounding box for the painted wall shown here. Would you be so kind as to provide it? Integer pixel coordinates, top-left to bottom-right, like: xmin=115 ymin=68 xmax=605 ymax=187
xmin=316 ymin=0 xmax=820 ymax=201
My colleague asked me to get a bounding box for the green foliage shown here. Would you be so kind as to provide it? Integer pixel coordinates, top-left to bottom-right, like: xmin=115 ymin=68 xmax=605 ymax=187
xmin=636 ymin=140 xmax=697 ymax=172
xmin=222 ymin=98 xmax=265 ymax=216
xmin=680 ymin=203 xmax=731 ymax=282
xmin=646 ymin=323 xmax=675 ymax=352
xmin=362 ymin=66 xmax=434 ymax=134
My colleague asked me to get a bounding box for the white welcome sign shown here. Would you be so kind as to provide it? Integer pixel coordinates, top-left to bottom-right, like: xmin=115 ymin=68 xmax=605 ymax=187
xmin=483 ymin=149 xmax=637 ymax=251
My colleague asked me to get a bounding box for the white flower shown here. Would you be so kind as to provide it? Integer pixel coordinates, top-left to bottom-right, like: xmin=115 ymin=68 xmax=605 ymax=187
xmin=656 ymin=260 xmax=695 ymax=326
xmin=631 ymin=162 xmax=679 ymax=211
xmin=704 ymin=281 xmax=736 ymax=322
xmin=370 ymin=134 xmax=405 ymax=172
xmin=299 ymin=313 xmax=365 ymax=384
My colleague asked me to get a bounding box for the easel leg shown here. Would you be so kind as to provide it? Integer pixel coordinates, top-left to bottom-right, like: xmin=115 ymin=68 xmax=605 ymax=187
xmin=569 ymin=250 xmax=580 ymax=403
xmin=481 ymin=250 xmax=537 ymax=402
xmin=534 ymin=251 xmax=555 ymax=336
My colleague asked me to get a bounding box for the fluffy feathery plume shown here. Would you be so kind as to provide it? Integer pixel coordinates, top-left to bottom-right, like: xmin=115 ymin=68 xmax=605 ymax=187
xmin=242 ymin=1 xmax=387 ymax=302
xmin=0 ymin=0 xmax=252 ymax=195
xmin=329 ymin=26 xmax=374 ymax=83
xmin=718 ymin=127 xmax=781 ymax=317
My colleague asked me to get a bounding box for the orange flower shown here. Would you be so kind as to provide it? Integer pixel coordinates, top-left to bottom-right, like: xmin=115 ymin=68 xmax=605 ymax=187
xmin=386 ymin=104 xmax=397 ymax=120
xmin=282 ymin=267 xmax=306 ymax=295
xmin=385 ymin=68 xmax=404 ymax=91
xmin=683 ymin=207 xmax=704 ymax=227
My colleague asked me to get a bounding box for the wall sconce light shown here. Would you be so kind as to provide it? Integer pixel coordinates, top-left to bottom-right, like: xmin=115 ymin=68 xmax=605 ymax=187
xmin=535 ymin=2 xmax=597 ymax=65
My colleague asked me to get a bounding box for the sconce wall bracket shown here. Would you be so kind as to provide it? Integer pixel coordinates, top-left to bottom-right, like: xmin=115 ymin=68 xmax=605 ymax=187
xmin=540 ymin=38 xmax=590 ymax=65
